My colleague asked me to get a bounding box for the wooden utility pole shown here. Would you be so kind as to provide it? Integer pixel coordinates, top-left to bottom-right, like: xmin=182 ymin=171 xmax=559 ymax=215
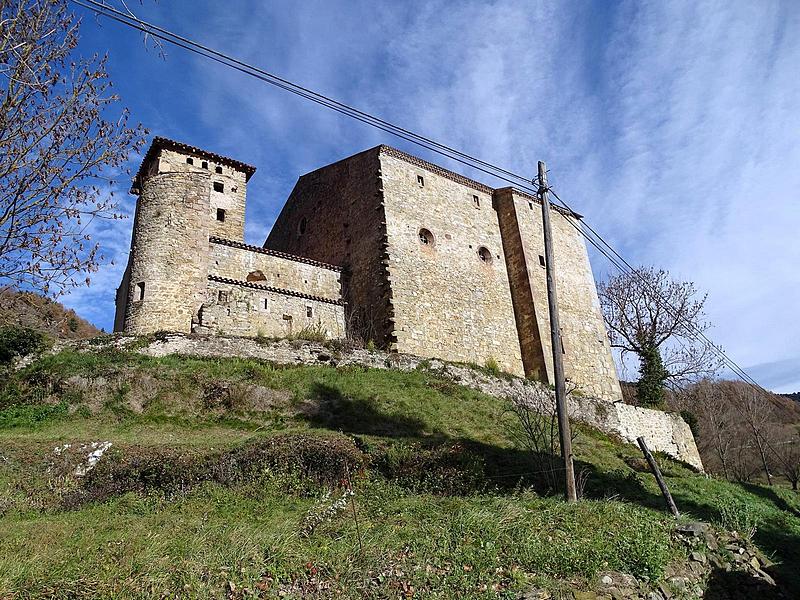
xmin=537 ymin=161 xmax=577 ymax=503
xmin=637 ymin=436 xmax=680 ymax=518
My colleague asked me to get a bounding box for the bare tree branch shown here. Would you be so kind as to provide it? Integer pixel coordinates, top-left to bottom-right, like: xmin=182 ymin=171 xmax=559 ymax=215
xmin=0 ymin=0 xmax=147 ymax=297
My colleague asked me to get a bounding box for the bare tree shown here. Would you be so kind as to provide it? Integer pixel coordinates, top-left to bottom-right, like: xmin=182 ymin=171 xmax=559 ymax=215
xmin=675 ymin=379 xmax=737 ymax=479
xmin=771 ymin=433 xmax=800 ymax=491
xmin=726 ymin=381 xmax=779 ymax=486
xmin=0 ymin=0 xmax=146 ymax=297
xmin=598 ymin=267 xmax=722 ymax=407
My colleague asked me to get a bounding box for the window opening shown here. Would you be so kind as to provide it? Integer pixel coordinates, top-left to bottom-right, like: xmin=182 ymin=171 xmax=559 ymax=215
xmin=213 ymin=181 xmax=224 ymax=193
xmin=216 ymin=208 xmax=226 ymax=222
xmin=306 ymin=306 xmax=313 ymax=318
xmin=215 ymin=166 xmax=223 ymax=174
xmin=298 ymin=217 xmax=307 ymax=235
xmin=186 ymin=157 xmax=193 ymax=165
xmin=218 ymin=290 xmax=228 ymax=303
xmin=418 ymin=228 xmax=433 ymax=246
xmin=201 ymin=161 xmax=208 ymax=169
xmin=417 ymin=175 xmax=425 ymax=187
xmin=539 ymin=255 xmax=546 ymax=267
xmin=134 ymin=282 xmax=145 ymax=301
xmin=477 ymin=247 xmax=493 ymax=264
xmin=263 ymin=298 xmax=268 ymax=310
xmin=473 ymin=195 xmax=480 ymax=208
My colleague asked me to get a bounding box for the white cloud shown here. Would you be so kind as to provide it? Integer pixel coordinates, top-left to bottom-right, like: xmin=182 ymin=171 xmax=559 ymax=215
xmin=62 ymin=0 xmax=799 ymax=392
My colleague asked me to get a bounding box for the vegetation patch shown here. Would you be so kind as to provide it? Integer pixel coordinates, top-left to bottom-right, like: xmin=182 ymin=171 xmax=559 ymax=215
xmin=65 ymin=432 xmax=364 ymax=507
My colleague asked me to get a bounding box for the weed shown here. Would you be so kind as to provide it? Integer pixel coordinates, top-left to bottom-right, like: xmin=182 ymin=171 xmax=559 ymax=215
xmin=715 ymin=497 xmax=763 ymax=539
xmin=484 ymin=356 xmax=501 ymax=375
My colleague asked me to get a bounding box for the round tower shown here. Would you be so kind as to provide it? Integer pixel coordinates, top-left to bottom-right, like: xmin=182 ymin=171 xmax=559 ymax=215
xmin=114 ymin=138 xmax=257 ymax=335
xmin=121 ymin=170 xmax=212 ymax=334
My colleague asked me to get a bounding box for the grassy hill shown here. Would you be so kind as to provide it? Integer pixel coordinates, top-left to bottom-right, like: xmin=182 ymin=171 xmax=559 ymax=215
xmin=0 ymin=289 xmax=99 ymax=339
xmin=1 ymin=341 xmax=799 ymax=598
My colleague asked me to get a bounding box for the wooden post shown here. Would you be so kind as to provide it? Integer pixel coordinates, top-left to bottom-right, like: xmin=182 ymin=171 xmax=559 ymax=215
xmin=537 ymin=161 xmax=577 ymax=503
xmin=637 ymin=436 xmax=680 ymax=518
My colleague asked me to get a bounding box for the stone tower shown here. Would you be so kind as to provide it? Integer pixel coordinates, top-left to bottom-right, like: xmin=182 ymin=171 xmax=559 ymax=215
xmin=114 ymin=138 xmax=256 ymax=334
xmin=266 ymin=145 xmax=621 ymax=400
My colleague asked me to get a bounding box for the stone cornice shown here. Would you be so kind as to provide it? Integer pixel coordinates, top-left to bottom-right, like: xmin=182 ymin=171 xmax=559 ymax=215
xmin=207 ymin=275 xmax=345 ymax=305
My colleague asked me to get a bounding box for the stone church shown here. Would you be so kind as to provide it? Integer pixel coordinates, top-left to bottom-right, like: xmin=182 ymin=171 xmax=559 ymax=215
xmin=115 ymin=137 xmax=621 ymax=400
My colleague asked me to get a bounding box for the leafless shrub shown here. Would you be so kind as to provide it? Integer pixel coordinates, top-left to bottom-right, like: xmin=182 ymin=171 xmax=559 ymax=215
xmin=504 ymin=388 xmax=579 ymax=495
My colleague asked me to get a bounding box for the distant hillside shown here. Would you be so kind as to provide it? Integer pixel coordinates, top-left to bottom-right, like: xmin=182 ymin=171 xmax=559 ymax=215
xmin=781 ymin=392 xmax=800 ymax=403
xmin=0 ymin=288 xmax=100 ymax=339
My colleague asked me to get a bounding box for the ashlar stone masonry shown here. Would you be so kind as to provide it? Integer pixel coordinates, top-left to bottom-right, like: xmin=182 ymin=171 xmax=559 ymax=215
xmin=116 ymin=137 xmax=621 ymax=402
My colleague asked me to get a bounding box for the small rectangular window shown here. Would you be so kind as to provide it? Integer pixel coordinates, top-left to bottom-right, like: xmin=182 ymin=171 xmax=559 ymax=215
xmin=539 ymin=255 xmax=546 ymax=268
xmin=306 ymin=305 xmax=313 ymax=318
xmin=201 ymin=161 xmax=208 ymax=169
xmin=417 ymin=175 xmax=424 ymax=187
xmin=529 ymin=202 xmax=534 ymax=210
xmin=213 ymin=181 xmax=224 ymax=193
xmin=263 ymin=298 xmax=268 ymax=310
xmin=218 ymin=290 xmax=228 ymax=303
xmin=134 ymin=281 xmax=145 ymax=301
xmin=215 ymin=166 xmax=223 ymax=174
xmin=186 ymin=157 xmax=194 ymax=165
xmin=473 ymin=195 xmax=480 ymax=208
xmin=216 ymin=208 xmax=226 ymax=222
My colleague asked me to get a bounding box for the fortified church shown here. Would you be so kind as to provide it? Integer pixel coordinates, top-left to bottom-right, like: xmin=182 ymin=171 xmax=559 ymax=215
xmin=115 ymin=137 xmax=622 ymax=401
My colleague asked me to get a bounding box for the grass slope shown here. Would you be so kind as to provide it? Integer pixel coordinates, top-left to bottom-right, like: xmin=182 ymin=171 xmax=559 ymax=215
xmin=0 ymin=347 xmax=799 ymax=598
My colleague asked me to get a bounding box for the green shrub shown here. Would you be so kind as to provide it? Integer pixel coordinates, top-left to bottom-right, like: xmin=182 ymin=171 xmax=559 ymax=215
xmin=68 ymin=432 xmax=364 ymax=507
xmin=680 ymin=410 xmax=699 ymax=437
xmin=636 ymin=345 xmax=668 ymax=408
xmin=0 ymin=326 xmax=49 ymax=364
xmin=376 ymin=441 xmax=487 ymax=495
xmin=291 ymin=322 xmax=328 ymax=343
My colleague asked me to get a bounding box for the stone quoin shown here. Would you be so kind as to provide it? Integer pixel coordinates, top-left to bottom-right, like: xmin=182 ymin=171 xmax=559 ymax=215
xmin=116 ymin=138 xmax=622 ymax=401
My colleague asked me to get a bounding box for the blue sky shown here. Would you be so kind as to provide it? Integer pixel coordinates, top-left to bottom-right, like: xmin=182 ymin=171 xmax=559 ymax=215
xmin=63 ymin=0 xmax=800 ymax=392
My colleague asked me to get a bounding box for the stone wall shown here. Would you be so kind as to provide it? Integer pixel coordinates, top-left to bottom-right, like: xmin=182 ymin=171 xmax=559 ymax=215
xmin=498 ymin=189 xmax=622 ymax=400
xmin=208 ymin=239 xmax=341 ymax=302
xmin=264 ymin=149 xmax=392 ymax=345
xmin=379 ymin=150 xmax=524 ymax=376
xmin=157 ymin=148 xmax=248 ymax=242
xmin=121 ymin=171 xmax=211 ymax=334
xmin=194 ymin=279 xmax=345 ymax=339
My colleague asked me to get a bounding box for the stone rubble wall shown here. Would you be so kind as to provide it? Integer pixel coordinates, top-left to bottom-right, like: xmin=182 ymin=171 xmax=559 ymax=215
xmin=157 ymin=148 xmax=249 ymax=242
xmin=121 ymin=172 xmax=211 ymax=334
xmin=131 ymin=333 xmax=701 ymax=469
xmin=265 ymin=149 xmax=393 ymax=346
xmin=194 ymin=279 xmax=345 ymax=339
xmin=208 ymin=240 xmax=341 ymax=302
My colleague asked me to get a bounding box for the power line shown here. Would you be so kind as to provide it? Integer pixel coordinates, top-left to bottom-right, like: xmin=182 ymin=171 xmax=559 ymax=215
xmin=71 ymin=0 xmax=769 ymax=395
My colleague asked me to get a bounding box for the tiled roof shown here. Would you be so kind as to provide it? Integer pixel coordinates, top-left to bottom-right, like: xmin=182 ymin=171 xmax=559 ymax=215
xmin=132 ymin=137 xmax=257 ymax=192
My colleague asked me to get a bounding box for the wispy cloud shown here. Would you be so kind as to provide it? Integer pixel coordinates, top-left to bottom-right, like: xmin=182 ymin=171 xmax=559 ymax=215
xmin=61 ymin=0 xmax=800 ymax=392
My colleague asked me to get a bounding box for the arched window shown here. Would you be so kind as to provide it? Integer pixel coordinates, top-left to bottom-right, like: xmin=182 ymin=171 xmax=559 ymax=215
xmin=418 ymin=228 xmax=434 ymax=246
xmin=298 ymin=217 xmax=307 ymax=235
